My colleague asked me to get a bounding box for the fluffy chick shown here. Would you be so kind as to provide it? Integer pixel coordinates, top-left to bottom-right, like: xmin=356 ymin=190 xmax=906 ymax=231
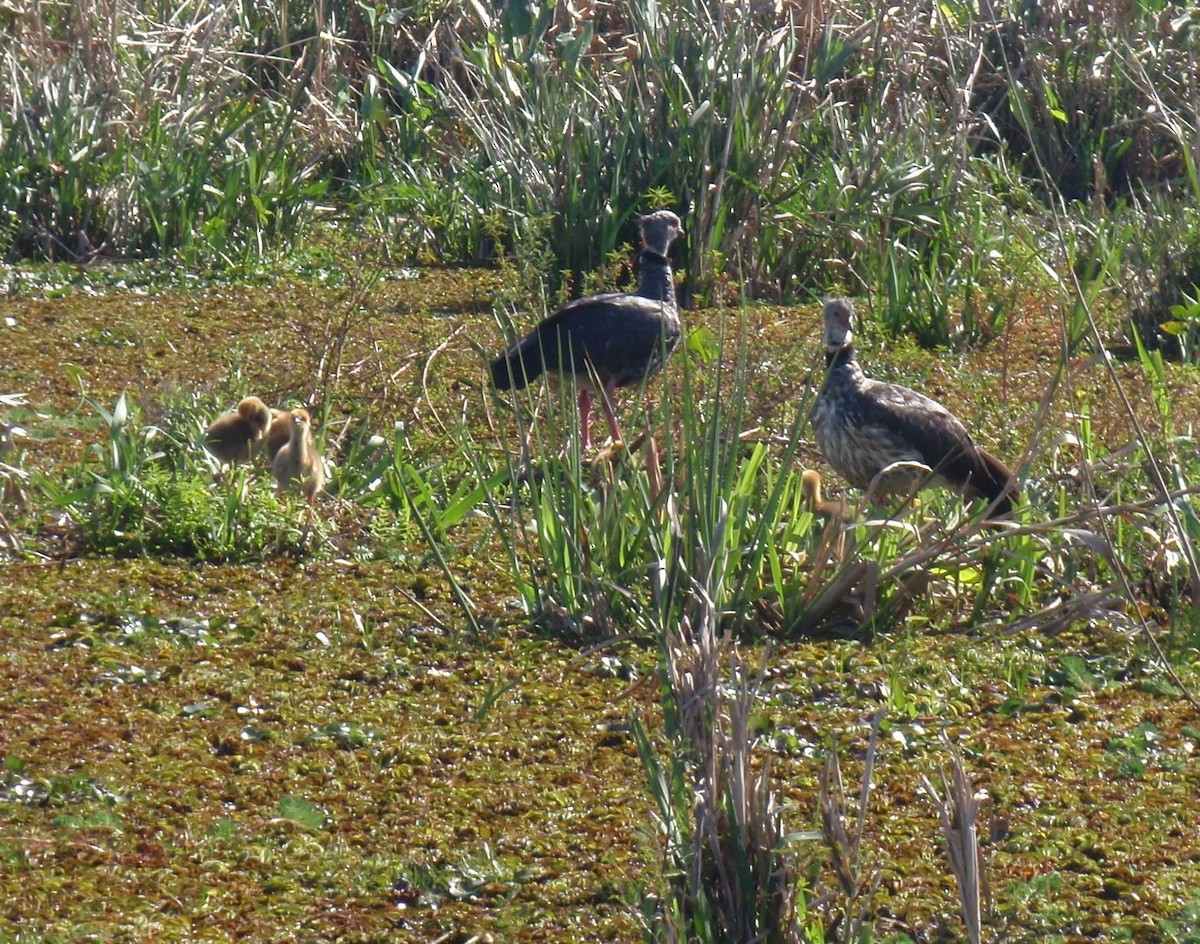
xmin=271 ymin=409 xmax=325 ymax=505
xmin=205 ymin=397 xmax=272 ymax=465
xmin=262 ymin=408 xmax=294 ymax=465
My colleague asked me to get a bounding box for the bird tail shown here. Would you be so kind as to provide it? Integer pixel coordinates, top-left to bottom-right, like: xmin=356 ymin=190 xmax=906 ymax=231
xmin=972 ymin=447 xmax=1017 ymax=519
xmin=490 ymin=333 xmax=547 ymax=391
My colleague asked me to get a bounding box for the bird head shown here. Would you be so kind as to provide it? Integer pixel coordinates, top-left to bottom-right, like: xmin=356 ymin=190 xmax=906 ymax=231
xmin=236 ymin=396 xmax=273 ymax=434
xmin=800 ymin=469 xmax=824 ymax=508
xmin=639 ymin=210 xmax=684 ymax=256
xmin=290 ymin=409 xmax=312 ymax=440
xmin=822 ymin=298 xmax=855 ymax=353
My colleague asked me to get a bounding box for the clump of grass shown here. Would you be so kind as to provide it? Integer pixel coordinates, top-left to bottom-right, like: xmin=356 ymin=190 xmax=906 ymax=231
xmin=633 ymin=614 xmax=805 ymax=942
xmin=633 ymin=465 xmax=808 ymax=940
xmin=479 ymin=311 xmax=843 ymax=640
xmin=0 ymin=1 xmax=329 ymax=265
xmin=384 ymin=1 xmax=827 ymax=300
xmin=35 ymin=390 xmax=305 ymax=561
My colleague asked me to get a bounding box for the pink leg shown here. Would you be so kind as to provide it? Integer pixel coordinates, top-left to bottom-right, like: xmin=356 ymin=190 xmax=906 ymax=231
xmin=578 ymin=388 xmax=592 ymax=451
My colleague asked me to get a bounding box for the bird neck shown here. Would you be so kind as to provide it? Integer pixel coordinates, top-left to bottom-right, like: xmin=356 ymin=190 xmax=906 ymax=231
xmin=636 ymin=249 xmax=676 ymax=306
xmin=825 ymin=343 xmax=855 ymax=371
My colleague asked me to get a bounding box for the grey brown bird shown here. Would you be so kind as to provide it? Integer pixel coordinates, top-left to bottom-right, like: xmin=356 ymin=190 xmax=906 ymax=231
xmin=811 ymin=298 xmax=1015 ymax=518
xmin=272 ymin=409 xmax=325 ymax=505
xmin=205 ymin=396 xmax=273 ymax=465
xmin=490 ymin=209 xmax=684 ymax=449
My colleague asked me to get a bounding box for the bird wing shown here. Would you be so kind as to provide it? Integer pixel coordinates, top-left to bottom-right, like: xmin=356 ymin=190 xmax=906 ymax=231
xmin=856 ymin=377 xmax=983 ymax=475
xmin=530 ymin=294 xmax=677 ymax=383
xmin=848 ymin=377 xmax=1014 ymax=513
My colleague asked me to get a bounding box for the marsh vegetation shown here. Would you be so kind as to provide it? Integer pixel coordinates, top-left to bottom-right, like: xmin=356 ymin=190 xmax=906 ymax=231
xmin=2 ymin=2 xmax=1199 ymax=942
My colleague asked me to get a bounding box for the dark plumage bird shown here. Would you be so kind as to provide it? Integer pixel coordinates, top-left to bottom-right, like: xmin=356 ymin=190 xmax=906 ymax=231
xmin=490 ymin=209 xmax=684 ymax=449
xmin=205 ymin=396 xmax=273 ymax=465
xmin=811 ymin=298 xmax=1016 ymax=518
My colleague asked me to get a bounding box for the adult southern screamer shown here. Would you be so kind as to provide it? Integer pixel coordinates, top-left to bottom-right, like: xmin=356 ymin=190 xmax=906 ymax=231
xmin=811 ymin=298 xmax=1016 ymax=519
xmin=489 ymin=209 xmax=683 ymax=450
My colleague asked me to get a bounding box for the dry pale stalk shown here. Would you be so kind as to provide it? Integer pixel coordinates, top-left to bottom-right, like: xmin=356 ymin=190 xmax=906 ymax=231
xmin=922 ymin=751 xmax=990 ymax=944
